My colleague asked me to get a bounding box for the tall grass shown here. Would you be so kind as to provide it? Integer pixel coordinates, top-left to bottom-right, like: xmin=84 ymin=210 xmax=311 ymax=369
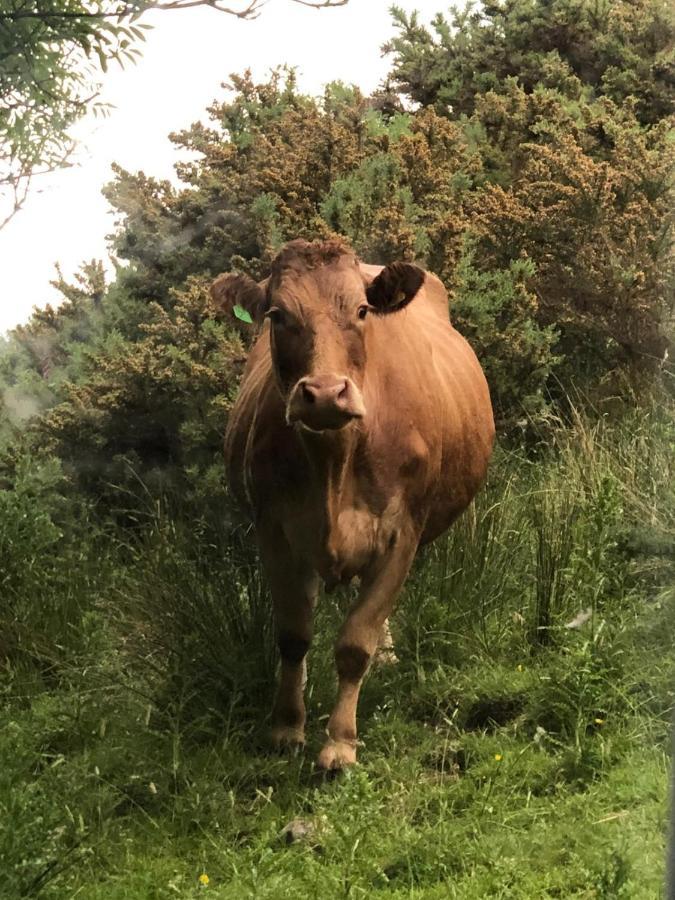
xmin=402 ymin=407 xmax=673 ymax=663
xmin=0 ymin=406 xmax=673 ymax=896
xmin=114 ymin=508 xmax=276 ymax=740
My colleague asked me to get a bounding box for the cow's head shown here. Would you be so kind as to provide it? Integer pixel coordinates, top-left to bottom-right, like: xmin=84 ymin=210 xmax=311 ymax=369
xmin=211 ymin=240 xmax=425 ymax=432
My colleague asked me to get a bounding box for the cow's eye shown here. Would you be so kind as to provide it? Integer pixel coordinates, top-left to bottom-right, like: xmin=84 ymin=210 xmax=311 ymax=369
xmin=357 ymin=305 xmax=370 ymax=321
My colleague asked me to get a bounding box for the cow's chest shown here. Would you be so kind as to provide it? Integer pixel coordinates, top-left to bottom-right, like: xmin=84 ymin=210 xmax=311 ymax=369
xmin=279 ymin=471 xmax=406 ymax=587
xmin=261 ymin=424 xmax=429 ymax=584
xmin=325 ymin=502 xmax=398 ymax=584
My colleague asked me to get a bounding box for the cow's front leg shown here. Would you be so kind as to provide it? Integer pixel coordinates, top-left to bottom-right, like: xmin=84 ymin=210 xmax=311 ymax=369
xmin=261 ymin=533 xmax=318 ymax=751
xmin=317 ymin=534 xmax=417 ymax=770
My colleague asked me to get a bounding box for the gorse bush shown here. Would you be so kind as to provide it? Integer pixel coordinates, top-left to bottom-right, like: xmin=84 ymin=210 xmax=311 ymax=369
xmin=386 ymin=0 xmax=675 ymax=123
xmin=452 ymin=241 xmax=560 ymax=419
xmin=30 ymin=278 xmax=243 ymax=517
xmin=2 ymin=0 xmax=672 ymax=477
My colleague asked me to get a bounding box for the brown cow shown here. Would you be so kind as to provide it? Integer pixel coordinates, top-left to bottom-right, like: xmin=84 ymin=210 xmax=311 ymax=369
xmin=212 ymin=239 xmax=494 ymax=770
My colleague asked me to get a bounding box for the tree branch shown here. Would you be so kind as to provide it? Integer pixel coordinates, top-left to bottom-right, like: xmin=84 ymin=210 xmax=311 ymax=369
xmin=0 ymin=153 xmax=74 ymax=231
xmin=0 ymin=0 xmax=349 ymax=21
xmin=0 ymin=175 xmax=30 ymax=232
xmin=290 ymin=0 xmax=348 ymax=7
xmin=0 ymin=1 xmax=259 ymax=19
xmin=148 ymin=0 xmax=263 ymax=16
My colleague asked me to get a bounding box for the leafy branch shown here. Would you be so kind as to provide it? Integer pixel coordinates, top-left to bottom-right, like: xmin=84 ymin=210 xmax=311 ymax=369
xmin=0 ymin=0 xmax=350 ymax=229
xmin=0 ymin=0 xmax=349 ymax=21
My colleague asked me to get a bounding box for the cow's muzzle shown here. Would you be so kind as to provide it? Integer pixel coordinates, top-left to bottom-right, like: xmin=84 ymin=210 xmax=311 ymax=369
xmin=287 ymin=375 xmax=366 ymax=431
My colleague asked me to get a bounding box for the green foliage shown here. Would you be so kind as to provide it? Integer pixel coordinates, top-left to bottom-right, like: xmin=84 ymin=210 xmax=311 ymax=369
xmin=116 ymin=505 xmax=274 ymax=730
xmin=322 ymin=107 xmax=478 ymax=273
xmin=386 ymin=0 xmax=675 ymax=124
xmin=0 ymin=449 xmax=111 ymax=683
xmin=467 ymin=85 xmax=675 ymax=368
xmin=0 ymin=2 xmax=350 ymax=226
xmin=384 ymin=2 xmax=674 ymax=380
xmin=453 ymin=240 xmax=559 ymax=419
xmin=0 ymin=0 xmax=151 ymax=226
xmin=0 ymin=455 xmax=64 ymax=604
xmin=322 ymin=151 xmax=429 ymax=261
xmin=29 ymin=277 xmax=242 ymax=514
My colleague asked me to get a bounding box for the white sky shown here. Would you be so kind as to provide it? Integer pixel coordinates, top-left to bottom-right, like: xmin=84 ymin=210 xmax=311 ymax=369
xmin=0 ymin=0 xmax=444 ymax=335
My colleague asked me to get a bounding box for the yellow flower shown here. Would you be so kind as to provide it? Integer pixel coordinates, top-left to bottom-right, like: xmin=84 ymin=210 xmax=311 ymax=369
xmin=594 ymin=718 xmax=605 ymax=725
xmin=494 ymin=754 xmax=503 ymax=762
xmin=199 ymin=873 xmax=210 ymax=886
xmin=517 ymin=664 xmax=523 ymax=672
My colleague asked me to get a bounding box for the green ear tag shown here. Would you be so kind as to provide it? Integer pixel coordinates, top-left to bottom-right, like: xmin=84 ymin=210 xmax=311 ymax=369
xmin=233 ymin=304 xmax=253 ymax=325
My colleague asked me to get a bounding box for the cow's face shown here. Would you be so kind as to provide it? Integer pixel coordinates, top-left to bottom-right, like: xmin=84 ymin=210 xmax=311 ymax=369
xmin=211 ymin=245 xmax=425 ymax=432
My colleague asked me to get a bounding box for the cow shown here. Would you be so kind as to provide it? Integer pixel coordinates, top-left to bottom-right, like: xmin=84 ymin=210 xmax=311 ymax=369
xmin=211 ymin=239 xmax=495 ymax=770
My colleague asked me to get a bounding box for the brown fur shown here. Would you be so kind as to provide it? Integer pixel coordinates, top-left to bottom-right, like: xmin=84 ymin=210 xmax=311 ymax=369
xmin=218 ymin=240 xmax=495 ymax=769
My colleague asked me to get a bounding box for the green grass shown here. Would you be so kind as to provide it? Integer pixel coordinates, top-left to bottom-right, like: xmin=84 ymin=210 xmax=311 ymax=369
xmin=1 ymin=409 xmax=673 ymax=898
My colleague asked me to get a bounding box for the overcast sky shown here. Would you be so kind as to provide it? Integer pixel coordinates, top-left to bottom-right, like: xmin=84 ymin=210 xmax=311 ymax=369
xmin=0 ymin=0 xmax=446 ymax=335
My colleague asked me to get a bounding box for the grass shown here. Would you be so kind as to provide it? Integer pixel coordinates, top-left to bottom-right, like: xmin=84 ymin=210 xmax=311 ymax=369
xmin=1 ymin=408 xmax=674 ymax=898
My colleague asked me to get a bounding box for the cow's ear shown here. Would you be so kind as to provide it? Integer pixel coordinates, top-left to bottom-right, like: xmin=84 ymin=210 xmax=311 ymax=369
xmin=365 ymin=262 xmax=425 ymax=314
xmin=210 ymin=272 xmax=268 ymax=325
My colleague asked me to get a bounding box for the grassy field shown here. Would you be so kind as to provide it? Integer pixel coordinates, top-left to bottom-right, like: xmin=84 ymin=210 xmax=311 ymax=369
xmin=1 ymin=410 xmax=674 ymax=898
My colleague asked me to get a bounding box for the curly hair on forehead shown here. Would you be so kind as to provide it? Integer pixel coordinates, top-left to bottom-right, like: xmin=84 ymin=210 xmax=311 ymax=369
xmin=270 ymin=238 xmax=355 ymax=278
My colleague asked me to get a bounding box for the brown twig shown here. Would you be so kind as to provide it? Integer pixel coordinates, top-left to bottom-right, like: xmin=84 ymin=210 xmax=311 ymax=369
xmin=290 ymin=0 xmax=348 ymax=7
xmin=0 ymin=0 xmax=348 ymax=21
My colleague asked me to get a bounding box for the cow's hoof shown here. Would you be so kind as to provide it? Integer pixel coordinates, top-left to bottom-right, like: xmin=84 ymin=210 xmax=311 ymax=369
xmin=270 ymin=725 xmax=305 ymax=753
xmin=316 ymin=739 xmax=357 ymax=771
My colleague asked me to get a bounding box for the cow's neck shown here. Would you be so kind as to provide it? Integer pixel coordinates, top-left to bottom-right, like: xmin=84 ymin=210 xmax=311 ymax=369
xmin=298 ymin=425 xmax=382 ymax=585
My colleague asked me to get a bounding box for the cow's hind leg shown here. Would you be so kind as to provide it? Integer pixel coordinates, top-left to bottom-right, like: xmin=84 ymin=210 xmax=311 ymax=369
xmin=261 ymin=532 xmax=318 ymax=751
xmin=375 ymin=618 xmax=398 ymax=666
xmin=317 ymin=535 xmax=417 ymax=770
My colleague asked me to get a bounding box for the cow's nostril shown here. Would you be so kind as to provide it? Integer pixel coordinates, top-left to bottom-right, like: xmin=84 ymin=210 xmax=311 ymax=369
xmin=290 ymin=375 xmax=365 ymax=427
